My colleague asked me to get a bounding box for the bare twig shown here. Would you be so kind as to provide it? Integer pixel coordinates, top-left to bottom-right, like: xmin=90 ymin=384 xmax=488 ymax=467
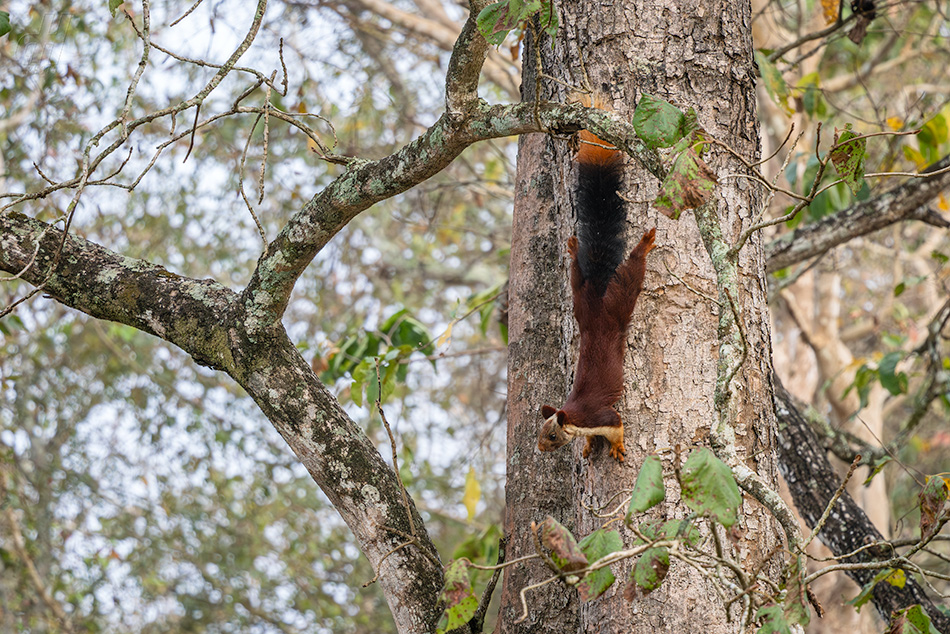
xmin=170 ymin=0 xmax=204 ymax=26
xmin=374 ymin=359 xmax=415 ymax=537
xmin=800 ymin=454 xmax=862 ymax=551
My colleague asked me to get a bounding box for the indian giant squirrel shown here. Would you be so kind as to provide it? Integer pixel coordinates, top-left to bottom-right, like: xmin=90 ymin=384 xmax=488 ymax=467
xmin=537 ymin=125 xmax=655 ymax=463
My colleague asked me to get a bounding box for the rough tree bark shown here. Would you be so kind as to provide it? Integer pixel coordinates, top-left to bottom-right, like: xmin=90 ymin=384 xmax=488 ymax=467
xmin=501 ymin=1 xmax=786 ymax=632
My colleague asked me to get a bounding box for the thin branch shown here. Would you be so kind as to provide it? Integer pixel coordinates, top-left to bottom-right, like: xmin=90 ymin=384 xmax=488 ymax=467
xmin=120 ymin=1 xmax=151 ymax=133
xmin=170 ymin=0 xmax=204 ymax=26
xmin=375 ymin=359 xmax=415 ymax=537
xmin=800 ymin=454 xmax=861 ymax=551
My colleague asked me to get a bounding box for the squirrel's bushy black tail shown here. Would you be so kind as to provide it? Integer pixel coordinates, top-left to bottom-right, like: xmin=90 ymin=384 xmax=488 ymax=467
xmin=575 ymin=130 xmax=626 ymax=296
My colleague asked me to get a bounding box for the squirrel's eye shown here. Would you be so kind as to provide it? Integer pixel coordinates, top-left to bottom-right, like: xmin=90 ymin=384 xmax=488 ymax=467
xmin=548 ymin=434 xmax=557 ymax=441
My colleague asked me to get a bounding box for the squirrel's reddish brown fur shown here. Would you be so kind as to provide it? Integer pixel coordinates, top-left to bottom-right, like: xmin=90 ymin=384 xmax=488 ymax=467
xmin=538 ymin=127 xmax=655 ymax=462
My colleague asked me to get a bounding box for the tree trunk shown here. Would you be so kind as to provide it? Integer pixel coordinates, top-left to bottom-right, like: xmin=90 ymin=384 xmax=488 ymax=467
xmin=501 ymin=1 xmax=784 ymax=632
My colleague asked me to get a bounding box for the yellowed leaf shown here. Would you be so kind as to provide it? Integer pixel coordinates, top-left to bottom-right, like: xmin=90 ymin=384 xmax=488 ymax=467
xmin=884 ymin=569 xmax=906 ymax=588
xmin=886 ymin=116 xmax=904 ymax=131
xmin=939 ymin=193 xmax=949 ymax=212
xmin=463 ymin=467 xmax=481 ymax=522
xmin=436 ymin=321 xmax=455 ymax=348
xmin=821 ymin=0 xmax=839 ymax=24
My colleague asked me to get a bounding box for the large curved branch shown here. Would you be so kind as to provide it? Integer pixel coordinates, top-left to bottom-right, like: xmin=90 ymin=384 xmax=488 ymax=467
xmin=1 ymin=212 xmax=239 ymax=370
xmin=766 ymin=155 xmax=950 ymax=273
xmin=773 ymin=378 xmax=950 ymax=632
xmin=444 ymin=0 xmax=492 ymax=114
xmin=0 ymin=212 xmax=444 ymax=633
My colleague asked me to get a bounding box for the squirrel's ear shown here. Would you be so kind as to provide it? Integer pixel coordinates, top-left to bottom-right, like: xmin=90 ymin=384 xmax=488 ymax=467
xmin=556 ymin=410 xmax=568 ymax=426
xmin=541 ymin=405 xmax=557 ymax=419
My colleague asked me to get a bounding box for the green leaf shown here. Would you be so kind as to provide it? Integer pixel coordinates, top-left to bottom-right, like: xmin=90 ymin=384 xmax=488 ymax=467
xmin=0 ymin=314 xmax=25 ymax=334
xmin=385 ymin=310 xmax=434 ymax=355
xmin=863 ymin=456 xmax=892 ymax=486
xmin=670 ymin=107 xmax=708 ymax=155
xmin=476 ymin=2 xmax=511 ymax=46
xmin=538 ymin=0 xmax=559 ymax=38
xmin=379 ymin=358 xmax=398 ymax=402
xmin=802 ymin=84 xmax=824 ymax=117
xmin=830 ymin=124 xmax=868 ymax=194
xmin=887 ymin=605 xmax=941 ymax=634
xmin=0 ymin=11 xmax=11 ymax=37
xmin=324 ymin=332 xmax=382 ymax=381
xmin=842 ymin=364 xmax=875 ymax=410
xmin=919 ymin=476 xmax=949 ymax=541
xmin=798 ymin=72 xmax=825 ymax=118
xmin=849 ymin=567 xmax=900 ymax=610
xmin=903 ymin=145 xmax=928 ymax=170
xmin=475 ymin=0 xmax=543 ymax=46
xmin=538 ymin=516 xmax=588 ymax=573
xmin=679 ymin=448 xmax=742 ymax=527
xmin=654 ymin=148 xmax=718 ymax=219
xmin=350 ymin=359 xmax=372 ymax=408
xmin=878 ymin=351 xmax=907 ymax=396
xmin=756 ymin=604 xmax=794 ymax=634
xmin=436 ymin=560 xmax=479 ymax=634
xmin=918 ymin=114 xmax=948 ymax=164
xmin=754 ymin=51 xmax=793 ymax=115
xmin=109 ymin=0 xmax=124 ymax=17
xmin=627 ymin=455 xmax=665 ymax=520
xmin=469 ymin=282 xmax=505 ymax=337
xmin=577 ymin=529 xmax=623 ymax=600
xmin=633 ymin=94 xmax=688 ymax=149
xmin=623 ymin=547 xmax=669 ymax=600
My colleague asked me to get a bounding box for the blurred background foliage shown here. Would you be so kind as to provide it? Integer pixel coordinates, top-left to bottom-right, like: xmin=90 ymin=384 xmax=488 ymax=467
xmin=0 ymin=0 xmax=948 ymax=631
xmin=1 ymin=1 xmax=512 ymax=631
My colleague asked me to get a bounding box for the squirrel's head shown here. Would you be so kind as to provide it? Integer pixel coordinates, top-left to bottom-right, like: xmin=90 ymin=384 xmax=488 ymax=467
xmin=538 ymin=405 xmax=572 ymax=452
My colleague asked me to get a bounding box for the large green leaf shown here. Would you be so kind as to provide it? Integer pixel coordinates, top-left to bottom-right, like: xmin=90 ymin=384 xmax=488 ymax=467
xmin=633 ymin=94 xmax=688 ymax=149
xmin=577 ymin=529 xmax=623 ymax=600
xmin=679 ymin=449 xmax=741 ymax=528
xmin=887 ymin=605 xmax=941 ymax=634
xmin=623 ymin=547 xmax=669 ymax=600
xmin=627 ymin=455 xmax=665 ymax=518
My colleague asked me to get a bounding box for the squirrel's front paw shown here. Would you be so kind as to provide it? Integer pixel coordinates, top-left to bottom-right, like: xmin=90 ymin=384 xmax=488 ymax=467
xmin=609 ymin=441 xmax=626 ymax=462
xmin=582 ymin=437 xmax=594 ymax=458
